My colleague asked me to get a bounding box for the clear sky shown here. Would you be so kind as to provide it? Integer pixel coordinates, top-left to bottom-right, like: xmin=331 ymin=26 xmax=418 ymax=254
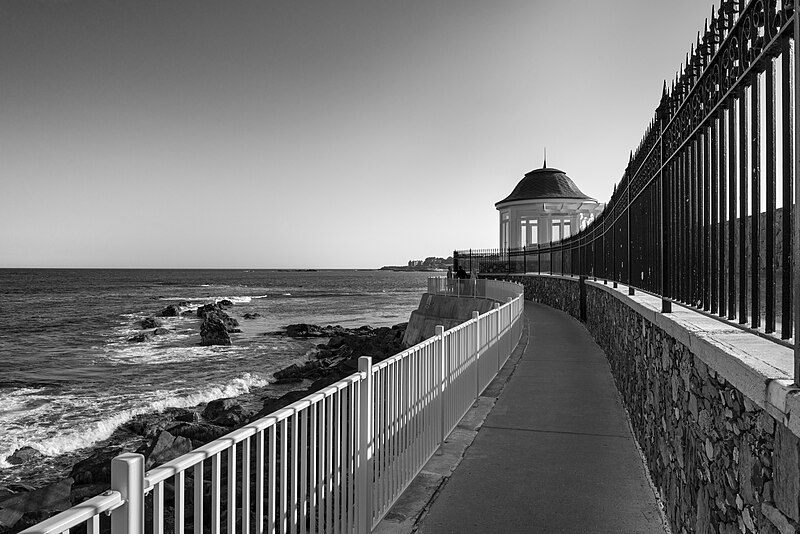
xmin=0 ymin=0 xmax=718 ymax=269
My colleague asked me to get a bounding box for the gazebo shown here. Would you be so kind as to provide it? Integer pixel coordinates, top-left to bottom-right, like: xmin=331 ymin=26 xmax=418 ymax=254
xmin=496 ymin=164 xmax=604 ymax=249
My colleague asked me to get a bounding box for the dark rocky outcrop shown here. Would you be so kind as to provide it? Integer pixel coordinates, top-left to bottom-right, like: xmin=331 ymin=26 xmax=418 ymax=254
xmin=69 ymin=448 xmax=125 ymax=486
xmin=200 ymin=316 xmax=232 ymax=346
xmin=202 ymin=398 xmax=252 ymax=427
xmin=198 ymin=303 xmax=240 ymax=346
xmin=127 ymin=332 xmax=153 ymax=343
xmin=166 ymin=422 xmax=230 ymax=444
xmin=217 ymin=299 xmax=234 ymax=308
xmin=284 ymin=323 xmax=347 ymax=338
xmin=243 ymin=313 xmax=261 ymax=319
xmin=142 ymin=431 xmax=192 ymax=470
xmin=6 ymin=447 xmax=42 ymax=466
xmin=159 ymin=304 xmax=182 ymax=317
xmin=0 ymin=479 xmax=73 ymax=532
xmin=255 ymin=323 xmax=408 ymax=418
xmin=140 ymin=317 xmax=162 ymax=329
xmin=152 ymin=328 xmax=170 ymax=336
xmin=123 ymin=408 xmax=199 ymax=439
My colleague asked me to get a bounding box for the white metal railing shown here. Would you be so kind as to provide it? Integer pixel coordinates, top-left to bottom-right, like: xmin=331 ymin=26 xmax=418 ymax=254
xmin=22 ymin=278 xmax=524 ymax=534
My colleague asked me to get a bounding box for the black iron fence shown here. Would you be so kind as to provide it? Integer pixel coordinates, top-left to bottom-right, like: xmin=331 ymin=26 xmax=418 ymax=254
xmin=457 ymin=0 xmax=800 ymax=374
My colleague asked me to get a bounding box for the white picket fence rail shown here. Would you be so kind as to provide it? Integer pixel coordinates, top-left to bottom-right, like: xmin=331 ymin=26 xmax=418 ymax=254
xmin=22 ymin=278 xmax=524 ymax=534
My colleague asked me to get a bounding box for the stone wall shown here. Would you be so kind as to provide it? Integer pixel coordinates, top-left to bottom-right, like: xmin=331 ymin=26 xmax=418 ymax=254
xmin=504 ymin=273 xmax=799 ymax=534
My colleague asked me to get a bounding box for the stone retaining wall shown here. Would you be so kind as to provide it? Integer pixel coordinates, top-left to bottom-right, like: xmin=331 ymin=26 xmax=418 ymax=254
xmin=501 ymin=274 xmax=799 ymax=534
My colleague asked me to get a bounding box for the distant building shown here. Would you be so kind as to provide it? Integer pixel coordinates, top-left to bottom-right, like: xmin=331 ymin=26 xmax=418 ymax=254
xmin=495 ymin=164 xmax=604 ymax=249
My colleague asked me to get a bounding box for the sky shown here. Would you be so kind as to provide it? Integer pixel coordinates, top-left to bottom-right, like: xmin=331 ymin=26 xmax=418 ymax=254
xmin=0 ymin=0 xmax=719 ymax=269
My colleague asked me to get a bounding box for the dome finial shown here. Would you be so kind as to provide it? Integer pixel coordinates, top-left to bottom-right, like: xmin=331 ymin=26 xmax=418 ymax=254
xmin=543 ymin=147 xmax=547 ymax=169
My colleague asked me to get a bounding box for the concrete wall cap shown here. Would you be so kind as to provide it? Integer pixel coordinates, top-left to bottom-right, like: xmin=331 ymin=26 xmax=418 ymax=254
xmin=580 ymin=278 xmax=794 ymax=419
xmin=516 ymin=275 xmax=797 ymax=431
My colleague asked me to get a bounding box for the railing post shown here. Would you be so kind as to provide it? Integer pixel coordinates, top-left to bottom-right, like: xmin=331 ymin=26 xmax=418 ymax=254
xmin=506 ymin=297 xmax=513 ymax=359
xmin=794 ymin=0 xmax=800 ymax=385
xmin=110 ymin=453 xmax=144 ymax=534
xmin=358 ymin=356 xmax=374 ymax=534
xmin=472 ymin=311 xmax=480 ymax=400
xmin=494 ymin=303 xmax=501 ymax=372
xmin=435 ymin=325 xmax=446 ymax=445
xmin=523 ymin=245 xmax=527 ymax=273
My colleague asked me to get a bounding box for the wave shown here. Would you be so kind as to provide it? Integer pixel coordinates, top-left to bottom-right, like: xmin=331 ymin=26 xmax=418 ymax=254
xmin=0 ymin=373 xmax=271 ymax=467
xmin=158 ymin=295 xmax=269 ymax=304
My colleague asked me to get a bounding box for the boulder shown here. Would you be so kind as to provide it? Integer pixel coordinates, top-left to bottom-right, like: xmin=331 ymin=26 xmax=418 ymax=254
xmin=196 ymin=303 xmax=220 ymax=318
xmin=127 ymin=332 xmax=152 ymax=343
xmin=69 ymin=483 xmax=109 ymax=506
xmin=273 ymin=360 xmax=326 ymax=383
xmin=243 ymin=313 xmax=261 ymax=320
xmin=152 ymin=328 xmax=171 ymax=336
xmin=69 ymin=448 xmax=124 ymax=485
xmin=140 ymin=317 xmax=162 ymax=329
xmin=218 ymin=299 xmax=234 ymax=307
xmin=252 ymin=390 xmax=311 ymax=422
xmin=159 ymin=304 xmax=182 ymax=317
xmin=143 ymin=431 xmax=192 ymax=470
xmin=200 ymin=316 xmax=231 ymax=346
xmin=7 ymin=447 xmax=42 ymax=466
xmin=0 ymin=479 xmax=73 ymax=532
xmin=202 ymin=398 xmax=251 ymax=427
xmin=123 ymin=408 xmax=197 ymax=438
xmin=174 ymin=410 xmax=200 ymax=423
xmin=166 ymin=422 xmax=230 ymax=444
xmin=285 ymin=324 xmax=329 ymax=337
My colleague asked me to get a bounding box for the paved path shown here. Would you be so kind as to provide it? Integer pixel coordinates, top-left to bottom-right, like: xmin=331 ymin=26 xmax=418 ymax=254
xmin=415 ymin=301 xmax=665 ymax=534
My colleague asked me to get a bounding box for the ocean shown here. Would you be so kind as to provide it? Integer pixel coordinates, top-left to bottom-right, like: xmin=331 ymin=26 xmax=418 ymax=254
xmin=0 ymin=268 xmax=431 ymax=489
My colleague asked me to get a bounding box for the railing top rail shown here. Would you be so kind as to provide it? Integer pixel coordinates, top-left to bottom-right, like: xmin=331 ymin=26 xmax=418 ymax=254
xmin=20 ymin=491 xmax=123 ymax=534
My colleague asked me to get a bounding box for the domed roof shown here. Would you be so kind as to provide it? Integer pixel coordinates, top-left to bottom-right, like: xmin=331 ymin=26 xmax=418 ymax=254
xmin=496 ymin=167 xmax=595 ymax=207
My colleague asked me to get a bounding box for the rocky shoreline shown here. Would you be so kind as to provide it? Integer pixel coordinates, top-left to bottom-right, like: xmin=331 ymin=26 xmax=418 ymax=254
xmin=0 ymin=310 xmax=407 ymax=533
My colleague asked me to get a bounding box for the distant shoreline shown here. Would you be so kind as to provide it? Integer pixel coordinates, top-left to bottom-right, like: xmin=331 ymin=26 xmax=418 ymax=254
xmin=379 ymin=266 xmax=448 ymax=272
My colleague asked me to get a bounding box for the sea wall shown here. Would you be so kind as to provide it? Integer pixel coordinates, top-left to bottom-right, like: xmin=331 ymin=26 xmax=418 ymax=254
xmin=498 ymin=273 xmax=799 ymax=534
xmin=402 ymin=293 xmax=496 ymax=347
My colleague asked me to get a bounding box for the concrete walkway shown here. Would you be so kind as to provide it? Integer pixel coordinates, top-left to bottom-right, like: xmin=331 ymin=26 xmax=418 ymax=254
xmin=393 ymin=300 xmax=667 ymax=533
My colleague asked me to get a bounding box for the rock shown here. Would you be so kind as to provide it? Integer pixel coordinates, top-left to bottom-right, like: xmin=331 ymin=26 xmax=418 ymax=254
xmin=174 ymin=410 xmax=200 ymax=423
xmin=69 ymin=449 xmax=124 ymax=485
xmin=243 ymin=313 xmax=261 ymax=319
xmin=202 ymin=398 xmax=251 ymax=427
xmin=143 ymin=431 xmax=192 ymax=470
xmin=123 ymin=408 xmax=198 ymax=438
xmin=140 ymin=317 xmax=162 ymax=329
xmin=152 ymin=328 xmax=171 ymax=336
xmin=200 ymin=316 xmax=231 ymax=346
xmin=218 ymin=299 xmax=234 ymax=307
xmin=197 ymin=303 xmax=220 ymax=318
xmin=7 ymin=447 xmax=42 ymax=466
xmin=252 ymin=390 xmax=312 ymax=421
xmin=160 ymin=304 xmax=182 ymax=317
xmin=274 ymin=364 xmax=302 ymax=380
xmin=127 ymin=332 xmax=153 ymax=343
xmin=284 ymin=324 xmax=344 ymax=338
xmin=0 ymin=478 xmax=73 ymax=531
xmin=166 ymin=422 xmax=230 ymax=444
xmin=69 ymin=483 xmax=109 ymax=506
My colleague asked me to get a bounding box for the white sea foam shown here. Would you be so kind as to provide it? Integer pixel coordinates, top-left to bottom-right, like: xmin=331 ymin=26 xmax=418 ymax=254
xmin=158 ymin=294 xmax=269 ymax=304
xmin=0 ymin=373 xmax=270 ymax=466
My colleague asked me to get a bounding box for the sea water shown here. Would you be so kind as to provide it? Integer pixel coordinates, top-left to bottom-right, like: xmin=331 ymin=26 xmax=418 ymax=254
xmin=0 ymin=269 xmax=430 ymax=488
